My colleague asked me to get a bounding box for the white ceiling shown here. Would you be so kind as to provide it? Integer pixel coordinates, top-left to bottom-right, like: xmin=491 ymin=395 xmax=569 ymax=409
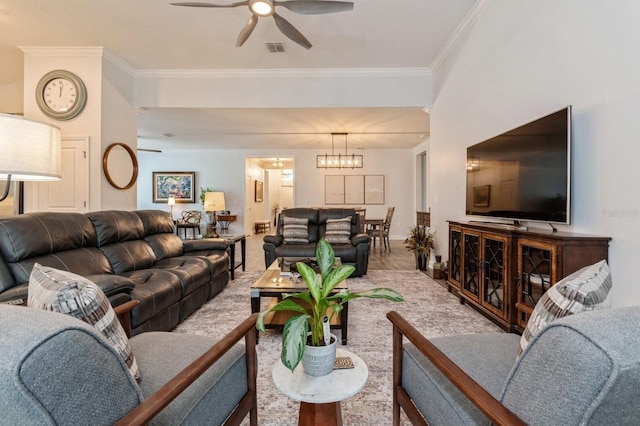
xmin=0 ymin=0 xmax=479 ymax=150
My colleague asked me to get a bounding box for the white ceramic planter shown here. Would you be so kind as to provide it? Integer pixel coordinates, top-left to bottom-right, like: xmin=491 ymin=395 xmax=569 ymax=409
xmin=302 ymin=333 xmax=337 ymax=377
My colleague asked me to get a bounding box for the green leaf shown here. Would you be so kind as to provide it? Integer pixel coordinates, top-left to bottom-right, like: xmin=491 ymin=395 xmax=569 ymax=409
xmin=284 ymin=291 xmax=312 ymax=305
xmin=316 ymin=239 xmax=335 ymax=278
xmin=256 ymin=298 xmax=307 ymax=333
xmin=321 ymin=265 xmax=355 ymax=298
xmin=297 ymin=262 xmax=321 ymax=302
xmin=339 ymin=287 xmax=404 ymax=303
xmin=281 ymin=314 xmax=309 ymax=372
xmin=269 ymin=299 xmax=308 ymax=314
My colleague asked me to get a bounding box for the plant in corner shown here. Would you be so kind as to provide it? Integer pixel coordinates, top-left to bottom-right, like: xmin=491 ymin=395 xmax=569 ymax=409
xmin=404 ymin=225 xmax=436 ymax=271
xmin=256 ymin=239 xmax=403 ymax=374
xmin=199 ymin=186 xmax=216 ymax=207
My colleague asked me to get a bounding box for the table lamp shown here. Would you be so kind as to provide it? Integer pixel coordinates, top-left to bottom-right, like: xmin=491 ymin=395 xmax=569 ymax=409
xmin=204 ymin=191 xmax=225 ymax=237
xmin=0 ymin=114 xmax=61 ymax=202
xmin=167 ymin=195 xmax=176 ymax=219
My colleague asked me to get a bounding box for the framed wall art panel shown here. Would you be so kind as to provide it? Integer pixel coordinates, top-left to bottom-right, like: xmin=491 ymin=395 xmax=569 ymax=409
xmin=153 ymin=172 xmax=195 ymax=203
xmin=364 ymin=175 xmax=385 ymax=205
xmin=325 ymin=175 xmax=345 ymax=204
xmin=344 ymin=175 xmax=365 ymax=205
xmin=255 ymin=180 xmax=264 ymax=202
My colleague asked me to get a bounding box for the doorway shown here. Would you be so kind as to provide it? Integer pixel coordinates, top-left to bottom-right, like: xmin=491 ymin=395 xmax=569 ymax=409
xmin=244 ymin=157 xmax=295 ymax=235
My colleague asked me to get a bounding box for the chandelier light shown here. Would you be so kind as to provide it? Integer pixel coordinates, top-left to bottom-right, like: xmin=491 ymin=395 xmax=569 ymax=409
xmin=272 ymin=159 xmax=284 ymax=168
xmin=316 ymin=133 xmax=363 ymax=169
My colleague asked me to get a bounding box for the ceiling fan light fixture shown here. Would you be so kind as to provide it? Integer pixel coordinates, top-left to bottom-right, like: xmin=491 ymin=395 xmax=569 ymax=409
xmin=249 ymin=0 xmax=274 ymax=16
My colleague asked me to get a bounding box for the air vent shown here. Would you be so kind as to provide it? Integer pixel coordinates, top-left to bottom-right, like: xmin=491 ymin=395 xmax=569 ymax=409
xmin=266 ymin=42 xmax=286 ymax=53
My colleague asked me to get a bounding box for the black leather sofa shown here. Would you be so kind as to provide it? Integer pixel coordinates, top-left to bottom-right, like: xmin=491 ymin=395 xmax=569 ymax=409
xmin=263 ymin=208 xmax=370 ymax=277
xmin=0 ymin=210 xmax=229 ymax=335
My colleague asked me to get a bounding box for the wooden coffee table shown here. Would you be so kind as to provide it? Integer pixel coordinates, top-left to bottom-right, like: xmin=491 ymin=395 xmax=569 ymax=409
xmin=251 ymin=259 xmax=349 ymax=344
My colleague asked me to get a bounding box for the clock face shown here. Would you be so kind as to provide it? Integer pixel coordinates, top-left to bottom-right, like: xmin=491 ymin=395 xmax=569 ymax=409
xmin=43 ymin=78 xmax=78 ymax=113
xmin=36 ymin=70 xmax=87 ymax=120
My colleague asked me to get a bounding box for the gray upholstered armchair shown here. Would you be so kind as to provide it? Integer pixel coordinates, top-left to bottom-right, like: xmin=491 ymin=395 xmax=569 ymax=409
xmin=387 ymin=307 xmax=640 ymax=425
xmin=0 ymin=303 xmax=257 ymax=425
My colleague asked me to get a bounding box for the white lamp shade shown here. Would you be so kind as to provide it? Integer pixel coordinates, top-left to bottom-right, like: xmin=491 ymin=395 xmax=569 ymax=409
xmin=167 ymin=196 xmax=176 ymax=205
xmin=0 ymin=114 xmax=61 ymax=181
xmin=204 ymin=191 xmax=225 ymax=212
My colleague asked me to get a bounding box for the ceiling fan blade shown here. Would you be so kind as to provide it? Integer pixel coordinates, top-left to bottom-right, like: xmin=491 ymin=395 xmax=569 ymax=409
xmin=236 ymin=14 xmax=259 ymax=47
xmin=170 ymin=1 xmax=249 ymax=8
xmin=274 ymin=0 xmax=353 ymax=15
xmin=273 ymin=12 xmax=312 ymax=49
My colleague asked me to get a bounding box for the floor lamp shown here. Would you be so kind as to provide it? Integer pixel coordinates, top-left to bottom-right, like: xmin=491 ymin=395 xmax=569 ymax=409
xmin=0 ymin=114 xmax=61 ymax=203
xmin=204 ymin=191 xmax=225 ymax=237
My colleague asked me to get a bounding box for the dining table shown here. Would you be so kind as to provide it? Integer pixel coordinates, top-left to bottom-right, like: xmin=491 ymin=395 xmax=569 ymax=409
xmin=364 ymin=217 xmax=385 ymax=254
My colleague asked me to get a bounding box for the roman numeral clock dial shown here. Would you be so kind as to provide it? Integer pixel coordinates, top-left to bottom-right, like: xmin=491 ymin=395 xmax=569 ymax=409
xmin=36 ymin=70 xmax=87 ymax=121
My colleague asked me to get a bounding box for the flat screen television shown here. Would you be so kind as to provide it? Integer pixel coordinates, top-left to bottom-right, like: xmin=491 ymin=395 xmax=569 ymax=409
xmin=465 ymin=106 xmax=571 ymax=224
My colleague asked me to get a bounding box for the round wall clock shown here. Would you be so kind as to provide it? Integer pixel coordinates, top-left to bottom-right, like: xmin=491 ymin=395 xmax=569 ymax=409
xmin=35 ymin=70 xmax=87 ymax=121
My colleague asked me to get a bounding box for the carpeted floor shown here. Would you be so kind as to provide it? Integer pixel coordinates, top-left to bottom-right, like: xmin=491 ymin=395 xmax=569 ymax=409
xmin=175 ymin=270 xmax=503 ymax=425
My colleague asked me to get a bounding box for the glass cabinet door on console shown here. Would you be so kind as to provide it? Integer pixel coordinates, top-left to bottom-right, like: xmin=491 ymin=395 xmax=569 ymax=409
xmin=462 ymin=230 xmax=481 ymax=303
xmin=482 ymin=233 xmax=510 ymax=321
xmin=516 ymin=239 xmax=557 ymax=329
xmin=448 ymin=226 xmax=462 ymax=293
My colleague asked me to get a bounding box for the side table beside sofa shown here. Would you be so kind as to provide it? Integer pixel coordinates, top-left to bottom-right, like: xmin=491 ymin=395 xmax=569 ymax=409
xmin=0 ymin=209 xmax=230 ymax=335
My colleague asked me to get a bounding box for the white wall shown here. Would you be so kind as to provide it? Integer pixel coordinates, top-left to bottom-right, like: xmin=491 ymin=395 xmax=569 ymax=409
xmin=430 ymin=1 xmax=640 ymax=307
xmin=137 ymin=148 xmax=416 ymax=238
xmin=21 ymin=48 xmax=105 ymax=212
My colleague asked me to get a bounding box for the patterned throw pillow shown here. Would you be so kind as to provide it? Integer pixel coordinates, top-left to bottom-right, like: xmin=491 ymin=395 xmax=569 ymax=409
xmin=517 ymin=259 xmax=612 ymax=357
xmin=282 ymin=216 xmax=309 ymax=244
xmin=324 ymin=216 xmax=352 ymax=244
xmin=27 ymin=263 xmax=140 ymax=381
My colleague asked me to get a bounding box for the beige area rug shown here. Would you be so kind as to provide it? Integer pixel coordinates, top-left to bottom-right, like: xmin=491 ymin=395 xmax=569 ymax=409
xmin=175 ymin=270 xmax=503 ymax=425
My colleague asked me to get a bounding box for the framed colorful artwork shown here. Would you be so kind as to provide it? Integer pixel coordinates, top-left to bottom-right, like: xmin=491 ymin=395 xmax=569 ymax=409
xmin=153 ymin=172 xmax=196 ymax=203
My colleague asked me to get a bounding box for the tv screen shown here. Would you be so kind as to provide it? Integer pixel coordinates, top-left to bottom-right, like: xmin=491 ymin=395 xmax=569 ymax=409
xmin=466 ymin=106 xmax=571 ymax=224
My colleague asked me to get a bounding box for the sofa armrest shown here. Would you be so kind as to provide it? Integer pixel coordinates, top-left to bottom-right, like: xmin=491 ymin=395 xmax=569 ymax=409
xmin=263 ymin=234 xmax=283 ymax=246
xmin=183 ymin=238 xmax=229 ymax=252
xmin=386 ymin=311 xmax=525 ymax=426
xmin=116 ymin=313 xmax=258 ymax=426
xmin=351 ymin=233 xmax=370 ymax=246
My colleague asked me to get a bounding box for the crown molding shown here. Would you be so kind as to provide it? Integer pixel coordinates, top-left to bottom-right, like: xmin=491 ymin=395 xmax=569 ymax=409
xmin=18 ymin=46 xmax=104 ymax=57
xmin=134 ymin=67 xmax=432 ymax=80
xmin=103 ymin=49 xmax=136 ymax=77
xmin=430 ymin=0 xmax=493 ymax=73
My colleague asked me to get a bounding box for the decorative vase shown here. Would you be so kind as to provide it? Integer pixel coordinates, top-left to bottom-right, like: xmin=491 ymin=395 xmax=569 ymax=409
xmin=302 ymin=333 xmax=337 ymax=377
xmin=415 ymin=253 xmax=428 ymax=271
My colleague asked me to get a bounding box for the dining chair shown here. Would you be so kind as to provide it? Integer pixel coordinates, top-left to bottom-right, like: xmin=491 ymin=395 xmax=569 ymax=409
xmin=368 ymin=207 xmax=394 ymax=251
xmin=176 ymin=210 xmax=202 ymax=239
xmin=355 ymin=208 xmax=366 ymax=234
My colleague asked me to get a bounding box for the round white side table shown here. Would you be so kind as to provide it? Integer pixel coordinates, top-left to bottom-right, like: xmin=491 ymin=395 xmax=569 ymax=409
xmin=272 ymin=348 xmax=368 ymax=425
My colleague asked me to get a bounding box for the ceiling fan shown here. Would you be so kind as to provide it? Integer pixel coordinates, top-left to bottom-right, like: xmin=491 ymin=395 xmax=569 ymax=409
xmin=171 ymin=0 xmax=354 ymax=49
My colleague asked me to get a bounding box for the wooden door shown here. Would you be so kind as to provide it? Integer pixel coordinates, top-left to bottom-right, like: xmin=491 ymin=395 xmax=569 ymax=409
xmin=35 ymin=136 xmax=89 ymax=213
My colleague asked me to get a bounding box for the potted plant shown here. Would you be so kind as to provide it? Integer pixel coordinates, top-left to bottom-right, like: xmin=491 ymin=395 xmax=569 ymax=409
xmin=404 ymin=225 xmax=436 ymax=271
xmin=256 ymin=239 xmax=403 ymax=375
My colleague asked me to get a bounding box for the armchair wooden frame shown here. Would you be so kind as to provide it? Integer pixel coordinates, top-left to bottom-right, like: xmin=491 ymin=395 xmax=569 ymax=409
xmin=386 ymin=311 xmax=525 ymax=426
xmin=114 ymin=302 xmax=258 ymax=426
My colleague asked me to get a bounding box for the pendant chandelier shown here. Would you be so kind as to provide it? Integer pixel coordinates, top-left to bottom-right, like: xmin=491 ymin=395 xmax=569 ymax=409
xmin=316 ymin=133 xmax=363 ymax=169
